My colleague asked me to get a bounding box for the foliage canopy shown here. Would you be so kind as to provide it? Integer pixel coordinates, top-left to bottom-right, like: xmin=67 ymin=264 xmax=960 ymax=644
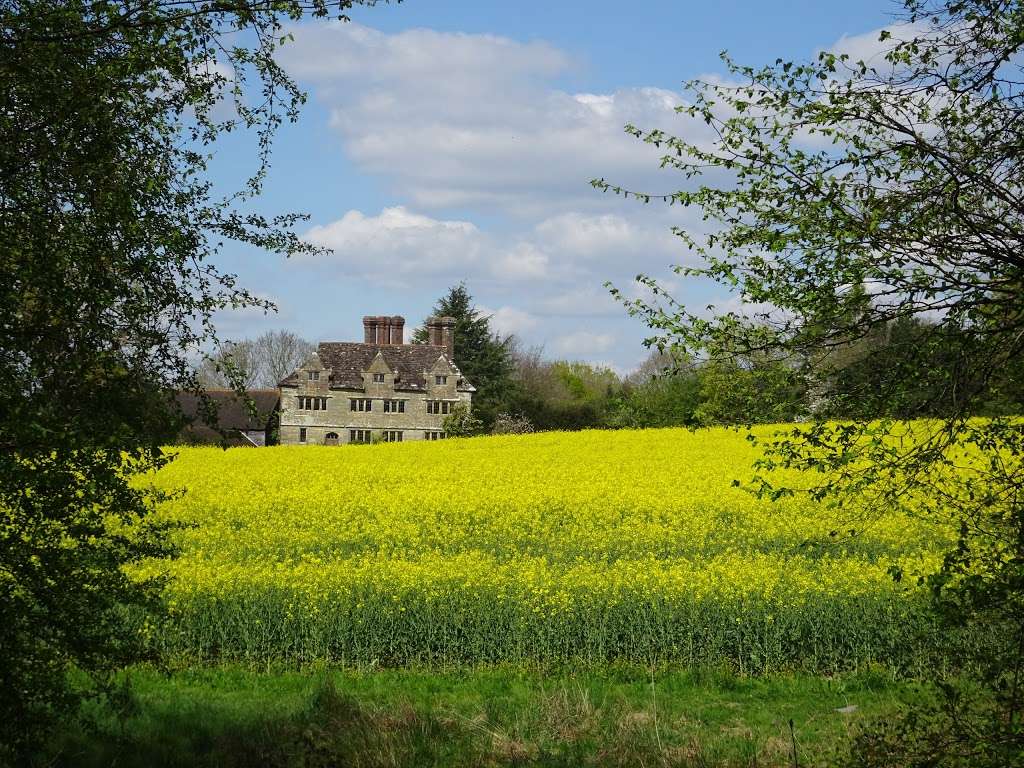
xmin=0 ymin=0 xmax=382 ymax=758
xmin=596 ymin=0 xmax=1023 ymax=762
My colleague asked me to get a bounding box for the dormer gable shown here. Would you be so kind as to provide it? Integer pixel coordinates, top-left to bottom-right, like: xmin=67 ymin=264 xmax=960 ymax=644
xmin=363 ymin=351 xmax=396 ymax=391
xmin=302 ymin=351 xmax=325 ymax=372
xmin=426 ymin=354 xmax=458 ymax=395
xmin=427 ymin=353 xmax=455 ymax=375
xmin=295 ymin=352 xmax=330 ymax=392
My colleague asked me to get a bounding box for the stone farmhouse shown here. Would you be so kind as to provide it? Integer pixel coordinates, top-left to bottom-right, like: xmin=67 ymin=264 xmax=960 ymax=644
xmin=277 ymin=315 xmax=475 ymax=446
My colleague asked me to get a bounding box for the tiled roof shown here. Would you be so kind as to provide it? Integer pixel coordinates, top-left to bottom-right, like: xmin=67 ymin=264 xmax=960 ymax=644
xmin=281 ymin=342 xmax=474 ymax=391
xmin=174 ymin=389 xmax=280 ymax=444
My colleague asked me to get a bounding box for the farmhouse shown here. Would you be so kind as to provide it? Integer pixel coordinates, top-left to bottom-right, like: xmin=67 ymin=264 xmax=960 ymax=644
xmin=277 ymin=315 xmax=475 ymax=445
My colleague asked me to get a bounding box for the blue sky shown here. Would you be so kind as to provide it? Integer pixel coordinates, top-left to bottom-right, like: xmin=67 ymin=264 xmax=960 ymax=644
xmin=211 ymin=0 xmax=902 ymax=372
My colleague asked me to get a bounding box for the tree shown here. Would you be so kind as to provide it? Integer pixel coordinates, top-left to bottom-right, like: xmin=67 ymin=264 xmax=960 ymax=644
xmin=255 ymin=329 xmax=315 ymax=387
xmin=442 ymin=403 xmax=483 ymax=438
xmin=0 ymin=0 xmax=382 ymax=758
xmin=197 ymin=340 xmax=261 ymax=390
xmin=693 ymin=355 xmax=805 ymax=426
xmin=608 ymin=349 xmax=701 ymax=429
xmin=414 ymin=284 xmax=516 ymax=431
xmin=197 ymin=331 xmax=314 ymax=389
xmin=595 ymin=0 xmax=1023 ymax=762
xmin=503 ymin=344 xmax=622 ymax=431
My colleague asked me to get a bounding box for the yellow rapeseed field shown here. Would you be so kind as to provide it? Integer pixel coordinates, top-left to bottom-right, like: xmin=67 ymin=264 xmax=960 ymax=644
xmin=135 ymin=426 xmax=965 ymax=672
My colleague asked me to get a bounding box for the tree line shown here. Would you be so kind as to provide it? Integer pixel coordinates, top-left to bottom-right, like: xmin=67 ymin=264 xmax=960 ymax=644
xmin=416 ymin=285 xmax=1022 ymax=434
xmin=203 ymin=284 xmax=1023 ymax=437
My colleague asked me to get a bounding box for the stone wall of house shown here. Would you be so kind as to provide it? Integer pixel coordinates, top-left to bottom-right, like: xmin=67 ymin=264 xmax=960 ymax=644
xmin=278 ymin=365 xmax=472 ymax=445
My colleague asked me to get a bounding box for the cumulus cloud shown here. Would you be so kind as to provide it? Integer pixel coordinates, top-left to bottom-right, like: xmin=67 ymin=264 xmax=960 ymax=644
xmin=494 ymin=242 xmax=550 ymax=281
xmin=551 ymin=330 xmax=616 ymax=356
xmin=476 ymin=305 xmax=539 ymax=337
xmin=269 ymin=18 xmax=907 ymax=370
xmin=535 ymin=212 xmax=634 ymax=256
xmin=279 ymin=22 xmax=692 ymax=215
xmin=301 ymin=204 xmax=696 ymax=291
xmin=303 ymin=206 xmax=565 ymax=286
xmin=534 ymin=286 xmax=621 ymax=317
xmin=303 ymin=206 xmax=484 ymax=279
xmin=533 ymin=211 xmax=686 ymax=267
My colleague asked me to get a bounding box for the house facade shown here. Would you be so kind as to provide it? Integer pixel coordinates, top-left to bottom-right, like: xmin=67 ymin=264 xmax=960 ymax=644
xmin=277 ymin=315 xmax=474 ymax=445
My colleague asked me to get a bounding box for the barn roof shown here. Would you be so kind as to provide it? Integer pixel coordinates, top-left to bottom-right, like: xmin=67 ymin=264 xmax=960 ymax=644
xmin=174 ymin=389 xmax=280 ymax=444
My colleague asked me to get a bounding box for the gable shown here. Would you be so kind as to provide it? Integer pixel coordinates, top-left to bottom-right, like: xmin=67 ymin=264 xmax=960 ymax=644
xmin=367 ymin=353 xmax=392 ymax=375
xmin=428 ymin=355 xmax=454 ymax=374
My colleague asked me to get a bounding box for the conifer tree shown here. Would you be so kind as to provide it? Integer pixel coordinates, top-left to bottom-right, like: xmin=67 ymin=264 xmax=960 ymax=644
xmin=414 ymin=284 xmax=516 ymax=431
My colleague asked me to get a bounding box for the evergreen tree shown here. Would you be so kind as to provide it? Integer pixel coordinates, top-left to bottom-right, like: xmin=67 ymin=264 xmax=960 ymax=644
xmin=414 ymin=285 xmax=515 ymax=431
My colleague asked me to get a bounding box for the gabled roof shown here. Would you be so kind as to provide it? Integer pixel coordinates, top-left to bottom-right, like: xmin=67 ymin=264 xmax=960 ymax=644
xmin=176 ymin=388 xmax=279 ymax=429
xmin=174 ymin=389 xmax=280 ymax=444
xmin=280 ymin=342 xmax=475 ymax=392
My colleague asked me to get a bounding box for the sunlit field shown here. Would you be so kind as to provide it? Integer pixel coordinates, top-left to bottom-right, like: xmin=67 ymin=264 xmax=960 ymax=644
xmin=137 ymin=427 xmax=966 ymax=672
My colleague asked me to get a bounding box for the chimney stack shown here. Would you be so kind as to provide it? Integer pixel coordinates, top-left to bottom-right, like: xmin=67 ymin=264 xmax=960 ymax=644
xmin=375 ymin=316 xmax=390 ymax=345
xmin=389 ymin=316 xmax=405 ymax=345
xmin=363 ymin=315 xmax=406 ymax=345
xmin=427 ymin=316 xmax=456 ymax=359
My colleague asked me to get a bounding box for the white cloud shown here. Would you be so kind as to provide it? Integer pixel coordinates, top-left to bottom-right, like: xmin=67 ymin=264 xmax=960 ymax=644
xmin=280 ymin=22 xmax=692 ymax=215
xmin=535 ymin=212 xmax=635 ymax=255
xmin=283 ymin=23 xmax=570 ymax=93
xmin=303 ymin=206 xmax=484 ymax=279
xmin=534 ymin=286 xmax=621 ymax=317
xmin=494 ymin=242 xmax=550 ymax=280
xmin=533 ymin=211 xmax=686 ymax=267
xmin=268 ymin=18 xmax=917 ymax=372
xmin=551 ymin=330 xmax=616 ymax=356
xmin=303 ymin=206 xmax=564 ymax=286
xmin=476 ymin=305 xmax=539 ymax=337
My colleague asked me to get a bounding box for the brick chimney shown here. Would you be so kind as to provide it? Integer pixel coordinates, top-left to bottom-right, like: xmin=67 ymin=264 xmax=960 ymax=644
xmin=363 ymin=315 xmax=406 ymax=345
xmin=427 ymin=316 xmax=456 ymax=359
xmin=389 ymin=315 xmax=405 ymax=345
xmin=375 ymin=316 xmax=391 ymax=345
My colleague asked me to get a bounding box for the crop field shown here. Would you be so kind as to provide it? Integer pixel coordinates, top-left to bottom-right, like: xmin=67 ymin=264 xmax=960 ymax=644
xmin=136 ymin=427 xmax=963 ymax=673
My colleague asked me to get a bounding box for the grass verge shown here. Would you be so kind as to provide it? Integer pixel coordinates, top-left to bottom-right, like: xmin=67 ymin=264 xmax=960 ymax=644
xmin=41 ymin=664 xmax=932 ymax=767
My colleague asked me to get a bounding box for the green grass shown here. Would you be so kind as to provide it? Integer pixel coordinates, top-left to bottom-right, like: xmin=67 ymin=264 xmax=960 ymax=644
xmin=43 ymin=664 xmax=932 ymax=767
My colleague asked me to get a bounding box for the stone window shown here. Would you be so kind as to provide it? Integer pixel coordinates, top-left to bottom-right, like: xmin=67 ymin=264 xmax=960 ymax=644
xmin=435 ymin=375 xmax=448 ymax=385
xmin=382 ymin=430 xmax=403 ymax=442
xmin=349 ymin=398 xmax=372 ymax=412
xmin=424 ymin=431 xmax=445 ymax=440
xmin=298 ymin=396 xmax=327 ymax=411
xmin=373 ymin=373 xmax=385 ymax=383
xmin=308 ymin=371 xmax=320 ymax=381
xmin=349 ymin=429 xmax=372 ymax=444
xmin=426 ymin=400 xmax=452 ymax=415
xmin=299 ymin=427 xmax=307 ymax=443
xmin=383 ymin=399 xmax=406 ymax=413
